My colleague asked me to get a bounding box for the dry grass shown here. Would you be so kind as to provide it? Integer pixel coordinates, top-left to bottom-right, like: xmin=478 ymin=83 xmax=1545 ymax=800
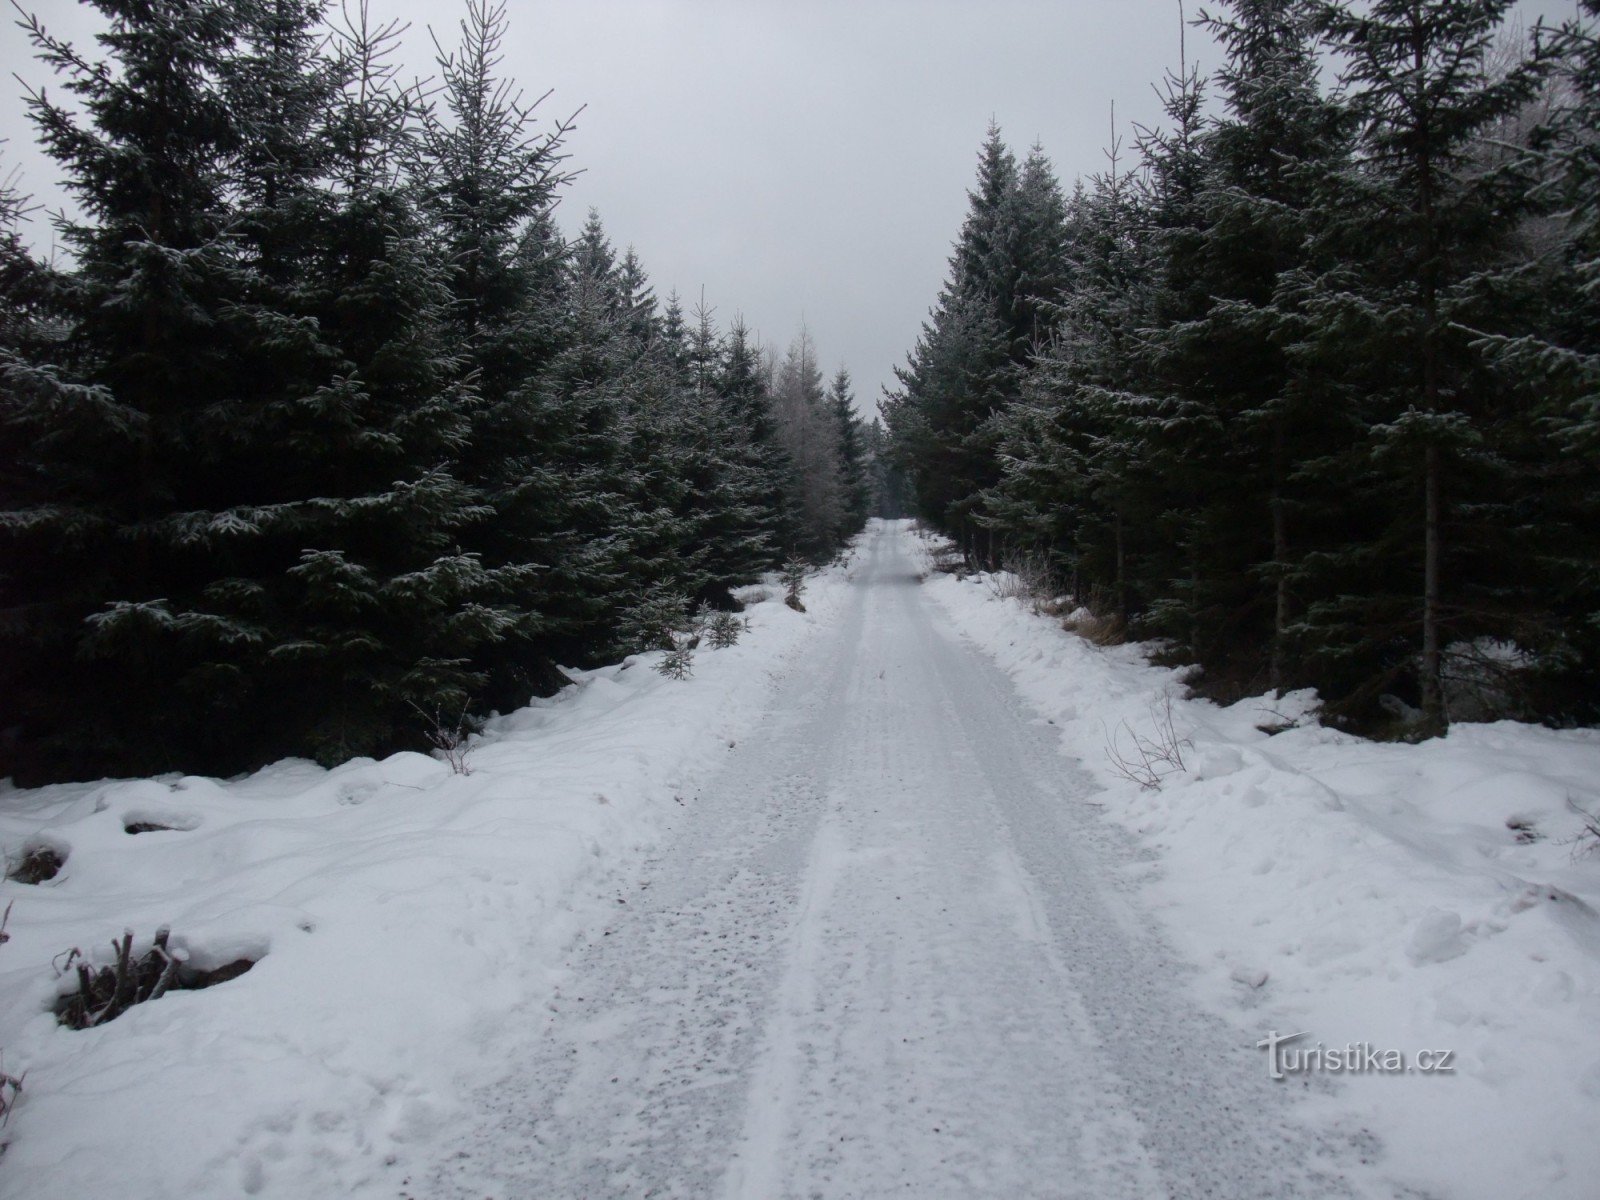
xmin=1063 ymin=608 xmax=1127 ymax=646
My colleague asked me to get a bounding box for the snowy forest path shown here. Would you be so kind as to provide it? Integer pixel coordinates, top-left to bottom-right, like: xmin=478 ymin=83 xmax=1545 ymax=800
xmin=422 ymin=523 xmax=1354 ymax=1199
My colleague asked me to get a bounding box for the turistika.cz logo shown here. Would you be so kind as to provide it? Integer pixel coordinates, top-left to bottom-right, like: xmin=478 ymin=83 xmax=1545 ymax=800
xmin=1256 ymin=1030 xmax=1456 ymax=1081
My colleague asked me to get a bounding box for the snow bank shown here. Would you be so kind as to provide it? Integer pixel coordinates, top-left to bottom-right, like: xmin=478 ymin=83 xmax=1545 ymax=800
xmin=0 ymin=559 xmax=852 ymax=1199
xmin=917 ymin=536 xmax=1600 ymax=1200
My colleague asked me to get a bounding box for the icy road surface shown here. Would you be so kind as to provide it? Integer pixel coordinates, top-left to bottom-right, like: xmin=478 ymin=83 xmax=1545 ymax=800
xmin=424 ymin=524 xmax=1355 ymax=1199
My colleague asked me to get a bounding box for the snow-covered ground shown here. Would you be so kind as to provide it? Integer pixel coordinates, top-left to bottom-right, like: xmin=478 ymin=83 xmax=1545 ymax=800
xmin=1 ymin=520 xmax=1595 ymax=1200
xmin=916 ymin=528 xmax=1600 ymax=1200
xmin=0 ymin=560 xmax=853 ymax=1198
xmin=415 ymin=518 xmax=1351 ymax=1200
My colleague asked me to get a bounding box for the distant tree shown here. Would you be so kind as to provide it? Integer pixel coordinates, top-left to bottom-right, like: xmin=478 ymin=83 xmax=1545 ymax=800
xmin=827 ymin=367 xmax=871 ymax=538
xmin=682 ymin=300 xmax=780 ymax=596
xmin=719 ymin=317 xmax=799 ymax=557
xmin=772 ymin=328 xmax=844 ymax=559
xmin=861 ymin=416 xmax=908 ymax=519
xmin=886 ymin=123 xmax=1069 ymax=562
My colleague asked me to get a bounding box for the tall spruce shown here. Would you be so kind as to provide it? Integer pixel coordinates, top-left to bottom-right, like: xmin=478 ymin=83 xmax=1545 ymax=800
xmin=719 ymin=317 xmax=800 ymax=558
xmin=1469 ymin=3 xmax=1600 ymax=719
xmin=417 ymin=0 xmax=577 ymax=703
xmin=1198 ymin=0 xmax=1349 ymax=690
xmin=1298 ymin=0 xmax=1549 ymax=730
xmin=2 ymin=0 xmax=264 ymax=778
xmin=984 ymin=126 xmax=1160 ymax=622
xmin=682 ymin=301 xmax=781 ymax=596
xmin=887 ymin=125 xmax=1038 ymax=560
xmin=1142 ymin=0 xmax=1349 ymax=690
xmin=230 ymin=2 xmax=503 ymax=764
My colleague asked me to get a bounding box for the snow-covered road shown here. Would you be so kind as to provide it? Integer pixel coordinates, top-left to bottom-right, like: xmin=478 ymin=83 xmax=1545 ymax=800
xmin=423 ymin=523 xmax=1353 ymax=1199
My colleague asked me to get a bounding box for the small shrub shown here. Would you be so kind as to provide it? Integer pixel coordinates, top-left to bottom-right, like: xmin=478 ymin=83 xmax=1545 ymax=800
xmin=620 ymin=589 xmax=692 ymax=653
xmin=54 ymin=927 xmax=258 ymax=1030
xmin=0 ymin=1053 xmax=20 ymax=1128
xmin=656 ymin=645 xmax=695 ymax=680
xmin=1440 ymin=638 xmax=1534 ymax=723
xmin=927 ymin=544 xmax=966 ymax=576
xmin=1103 ymin=691 xmax=1192 ymax=791
xmin=1569 ymin=798 xmax=1600 ymax=857
xmin=691 ymin=601 xmax=715 ymax=634
xmin=409 ymin=700 xmax=476 ymax=776
xmin=782 ymin=559 xmax=808 ymax=612
xmin=706 ymin=610 xmax=744 ymax=649
xmin=985 ymin=552 xmax=1058 ymax=612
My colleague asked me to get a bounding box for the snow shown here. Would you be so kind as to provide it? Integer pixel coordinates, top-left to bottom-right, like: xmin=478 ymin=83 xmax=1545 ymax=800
xmin=0 ymin=559 xmax=853 ymax=1198
xmin=916 ymin=529 xmax=1600 ymax=1200
xmin=2 ymin=520 xmax=1597 ymax=1200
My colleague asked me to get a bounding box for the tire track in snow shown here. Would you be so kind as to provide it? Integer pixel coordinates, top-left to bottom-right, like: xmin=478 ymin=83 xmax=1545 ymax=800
xmin=421 ymin=525 xmax=1363 ymax=1199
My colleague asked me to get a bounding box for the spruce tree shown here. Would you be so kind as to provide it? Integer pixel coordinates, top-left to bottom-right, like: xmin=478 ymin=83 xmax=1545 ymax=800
xmin=986 ymin=129 xmax=1160 ymax=623
xmin=1118 ymin=54 xmax=1217 ymax=656
xmin=773 ymin=328 xmax=845 ymax=560
xmin=416 ymin=0 xmax=578 ymax=704
xmin=719 ymin=317 xmax=799 ymax=559
xmin=1298 ymin=0 xmax=1549 ymax=731
xmin=229 ymin=2 xmax=504 ymax=764
xmin=827 ymin=367 xmax=872 ymax=539
xmin=885 ymin=126 xmax=1019 ymax=556
xmin=1468 ymin=3 xmax=1600 ymax=718
xmin=887 ymin=124 xmax=1071 ymax=563
xmin=1138 ymin=0 xmax=1349 ymax=689
xmin=3 ymin=0 xmax=262 ymax=778
xmin=680 ymin=301 xmax=778 ymax=597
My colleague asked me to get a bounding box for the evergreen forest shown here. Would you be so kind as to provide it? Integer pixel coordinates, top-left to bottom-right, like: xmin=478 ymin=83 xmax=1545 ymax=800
xmin=885 ymin=0 xmax=1600 ymax=735
xmin=0 ymin=0 xmax=880 ymax=783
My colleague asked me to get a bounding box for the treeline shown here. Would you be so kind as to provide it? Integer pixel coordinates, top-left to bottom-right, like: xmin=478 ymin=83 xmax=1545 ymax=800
xmin=885 ymin=0 xmax=1600 ymax=734
xmin=0 ymin=0 xmax=874 ymax=785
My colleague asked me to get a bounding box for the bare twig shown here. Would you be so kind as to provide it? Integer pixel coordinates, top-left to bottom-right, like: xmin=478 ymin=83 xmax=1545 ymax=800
xmin=1103 ymin=691 xmax=1192 ymax=790
xmin=408 ymin=699 xmax=475 ymax=775
xmin=1567 ymin=796 xmax=1600 ymax=858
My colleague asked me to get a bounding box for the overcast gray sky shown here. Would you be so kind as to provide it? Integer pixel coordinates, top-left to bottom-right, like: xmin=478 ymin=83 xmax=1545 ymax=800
xmin=1 ymin=0 xmax=1581 ymax=416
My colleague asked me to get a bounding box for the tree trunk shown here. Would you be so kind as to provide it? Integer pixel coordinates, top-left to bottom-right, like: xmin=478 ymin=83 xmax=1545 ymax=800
xmin=1413 ymin=26 xmax=1446 ymax=735
xmin=1114 ymin=508 xmax=1129 ymax=625
xmin=1420 ymin=443 xmax=1444 ymax=731
xmin=1269 ymin=418 xmax=1289 ymax=693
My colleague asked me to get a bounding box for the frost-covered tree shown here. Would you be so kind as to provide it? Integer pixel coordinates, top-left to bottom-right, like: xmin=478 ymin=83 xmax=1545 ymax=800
xmin=225 ymin=4 xmax=505 ymax=765
xmin=415 ymin=0 xmax=578 ymax=705
xmin=773 ymin=328 xmax=845 ymax=560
